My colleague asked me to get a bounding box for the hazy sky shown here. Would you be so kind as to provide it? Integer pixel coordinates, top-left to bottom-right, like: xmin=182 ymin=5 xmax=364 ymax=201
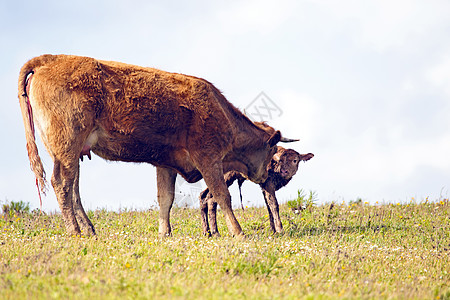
xmin=1 ymin=0 xmax=450 ymax=212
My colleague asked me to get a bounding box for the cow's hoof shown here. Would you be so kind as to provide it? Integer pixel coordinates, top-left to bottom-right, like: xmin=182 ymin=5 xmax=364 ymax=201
xmin=211 ymin=231 xmax=221 ymax=238
xmin=81 ymin=225 xmax=96 ymax=237
xmin=234 ymin=232 xmax=246 ymax=240
xmin=273 ymin=229 xmax=285 ymax=236
xmin=158 ymin=232 xmax=172 ymax=238
xmin=67 ymin=228 xmax=82 ymax=237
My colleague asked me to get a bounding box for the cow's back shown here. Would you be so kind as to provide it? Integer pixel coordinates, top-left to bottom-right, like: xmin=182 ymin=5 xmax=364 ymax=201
xmin=97 ymin=61 xmax=215 ymax=133
xmin=96 ymin=60 xmax=236 ymax=154
xmin=32 ymin=54 xmax=234 ymax=143
xmin=26 ymin=54 xmax=274 ymax=179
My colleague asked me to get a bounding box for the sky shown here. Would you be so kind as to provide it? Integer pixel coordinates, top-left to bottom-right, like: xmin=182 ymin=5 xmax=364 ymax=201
xmin=1 ymin=0 xmax=450 ymax=212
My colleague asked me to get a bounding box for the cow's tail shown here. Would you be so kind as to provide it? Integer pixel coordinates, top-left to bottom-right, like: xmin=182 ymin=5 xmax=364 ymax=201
xmin=17 ymin=55 xmax=55 ymax=200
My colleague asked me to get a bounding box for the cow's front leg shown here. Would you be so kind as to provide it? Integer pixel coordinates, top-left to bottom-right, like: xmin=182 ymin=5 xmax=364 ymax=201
xmin=200 ymin=162 xmax=243 ymax=237
xmin=156 ymin=167 xmax=176 ymax=237
xmin=262 ymin=184 xmax=283 ymax=233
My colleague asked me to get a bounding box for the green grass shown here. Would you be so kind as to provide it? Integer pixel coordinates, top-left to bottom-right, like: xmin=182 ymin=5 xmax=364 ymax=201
xmin=1 ymin=198 xmax=449 ymax=299
xmin=2 ymin=200 xmax=30 ymax=218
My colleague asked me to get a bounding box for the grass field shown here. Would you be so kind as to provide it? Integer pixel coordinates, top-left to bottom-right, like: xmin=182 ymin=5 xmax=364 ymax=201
xmin=1 ymin=198 xmax=449 ymax=299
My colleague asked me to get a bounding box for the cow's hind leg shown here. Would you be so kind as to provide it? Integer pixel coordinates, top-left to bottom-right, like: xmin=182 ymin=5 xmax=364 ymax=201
xmin=72 ymin=165 xmax=96 ymax=236
xmin=51 ymin=159 xmax=81 ymax=236
xmin=156 ymin=167 xmax=177 ymax=237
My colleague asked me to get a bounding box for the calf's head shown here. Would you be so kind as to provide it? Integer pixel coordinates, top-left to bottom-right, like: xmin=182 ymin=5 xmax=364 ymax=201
xmin=272 ymin=147 xmax=314 ymax=179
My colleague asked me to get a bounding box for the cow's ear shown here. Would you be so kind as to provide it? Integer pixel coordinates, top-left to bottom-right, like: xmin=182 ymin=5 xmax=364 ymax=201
xmin=300 ymin=153 xmax=314 ymax=161
xmin=267 ymin=130 xmax=281 ymax=147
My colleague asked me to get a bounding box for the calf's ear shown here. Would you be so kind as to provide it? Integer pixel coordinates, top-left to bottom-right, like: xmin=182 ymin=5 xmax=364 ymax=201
xmin=272 ymin=152 xmax=282 ymax=162
xmin=300 ymin=153 xmax=314 ymax=161
xmin=267 ymin=130 xmax=281 ymax=147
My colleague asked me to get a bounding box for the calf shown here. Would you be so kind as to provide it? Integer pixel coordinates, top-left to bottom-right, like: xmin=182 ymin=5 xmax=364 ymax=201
xmin=200 ymin=146 xmax=314 ymax=236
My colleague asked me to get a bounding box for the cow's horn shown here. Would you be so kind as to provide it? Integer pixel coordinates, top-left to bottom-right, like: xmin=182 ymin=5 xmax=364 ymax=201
xmin=280 ymin=137 xmax=300 ymax=143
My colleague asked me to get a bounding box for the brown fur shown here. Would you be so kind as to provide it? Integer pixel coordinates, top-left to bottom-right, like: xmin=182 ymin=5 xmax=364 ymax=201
xmin=200 ymin=146 xmax=314 ymax=236
xmin=18 ymin=54 xmax=284 ymax=237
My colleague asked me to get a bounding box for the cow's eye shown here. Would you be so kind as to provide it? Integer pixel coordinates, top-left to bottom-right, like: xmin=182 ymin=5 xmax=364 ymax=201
xmin=293 ymin=160 xmax=297 ymax=164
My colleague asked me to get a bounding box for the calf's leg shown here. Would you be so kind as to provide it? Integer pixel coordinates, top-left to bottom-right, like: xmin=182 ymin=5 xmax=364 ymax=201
xmin=156 ymin=167 xmax=176 ymax=237
xmin=262 ymin=185 xmax=283 ymax=233
xmin=199 ymin=189 xmax=220 ymax=237
xmin=199 ymin=190 xmax=211 ymax=236
xmin=207 ymin=197 xmax=220 ymax=236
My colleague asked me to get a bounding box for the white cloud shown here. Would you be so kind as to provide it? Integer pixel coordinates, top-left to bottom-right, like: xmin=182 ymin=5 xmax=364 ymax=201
xmin=217 ymin=0 xmax=296 ymax=35
xmin=426 ymin=54 xmax=450 ymax=96
xmin=312 ymin=0 xmax=450 ymax=52
xmin=3 ymin=0 xmax=450 ymax=212
xmin=270 ymin=90 xmax=321 ymax=143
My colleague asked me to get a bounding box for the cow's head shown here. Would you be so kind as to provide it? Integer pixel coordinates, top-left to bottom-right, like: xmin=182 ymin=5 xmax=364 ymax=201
xmin=237 ymin=122 xmax=279 ymax=183
xmin=246 ymin=130 xmax=280 ymax=183
xmin=239 ymin=122 xmax=300 ymax=184
xmin=272 ymin=147 xmax=314 ymax=179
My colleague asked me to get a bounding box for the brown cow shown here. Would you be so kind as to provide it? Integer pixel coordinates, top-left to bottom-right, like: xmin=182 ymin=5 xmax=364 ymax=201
xmin=200 ymin=146 xmax=314 ymax=236
xmin=18 ymin=54 xmax=297 ymax=237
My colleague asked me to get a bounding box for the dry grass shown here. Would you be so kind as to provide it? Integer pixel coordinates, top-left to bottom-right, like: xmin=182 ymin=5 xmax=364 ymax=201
xmin=1 ymin=198 xmax=449 ymax=299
